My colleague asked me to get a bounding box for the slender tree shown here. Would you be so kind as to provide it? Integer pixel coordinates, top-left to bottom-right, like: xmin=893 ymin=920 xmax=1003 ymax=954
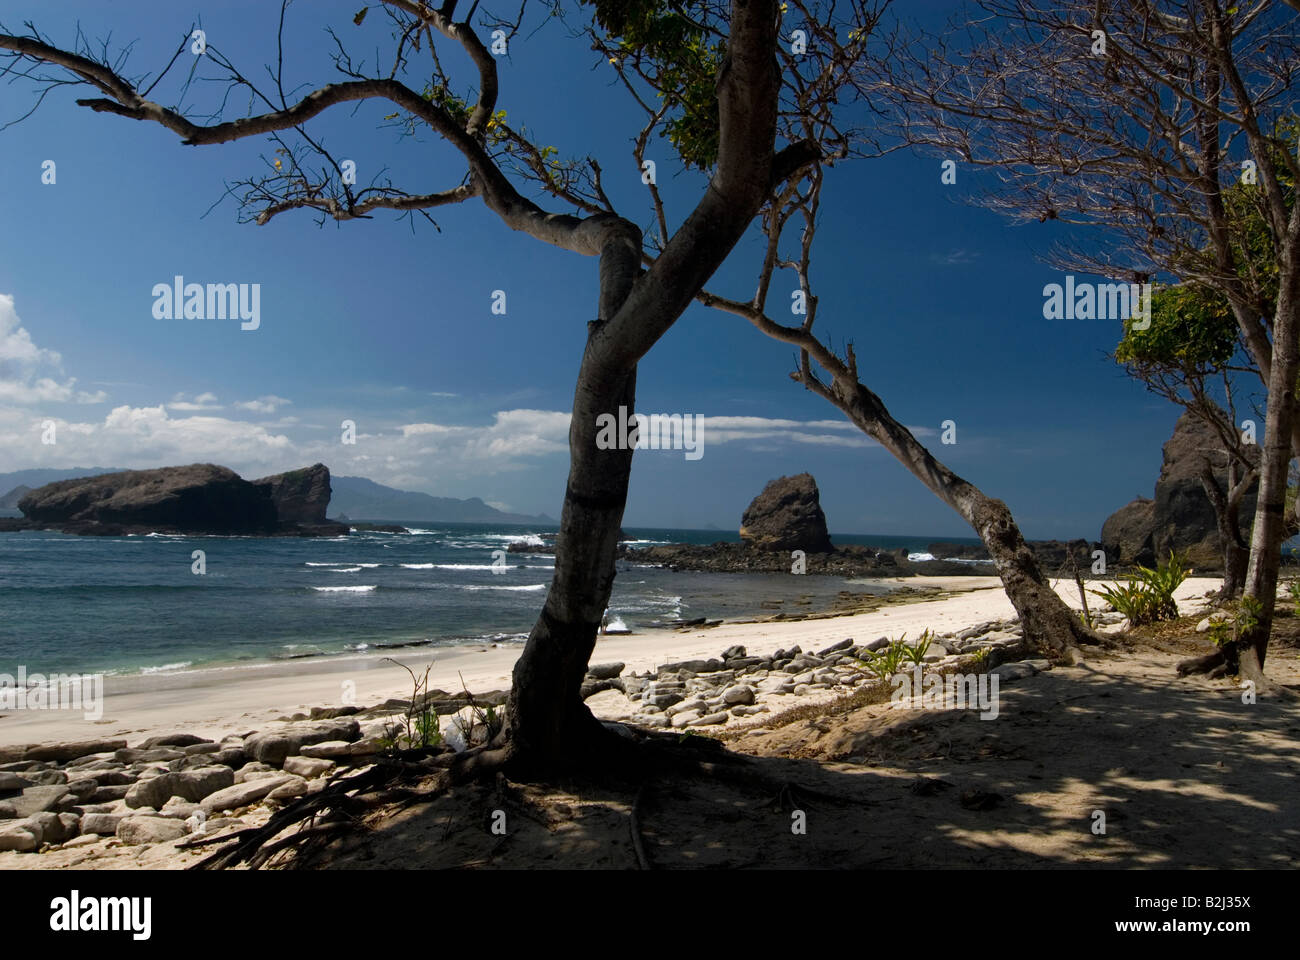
xmin=0 ymin=0 xmax=880 ymax=772
xmin=1113 ymin=282 xmax=1262 ymax=596
xmin=859 ymin=0 xmax=1300 ymax=680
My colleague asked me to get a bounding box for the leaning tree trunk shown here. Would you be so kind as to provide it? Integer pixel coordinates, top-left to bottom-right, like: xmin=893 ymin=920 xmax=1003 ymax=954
xmin=1238 ymin=259 xmax=1300 ymax=682
xmin=502 ymin=238 xmax=642 ymax=771
xmin=826 ymin=377 xmax=1100 ymax=653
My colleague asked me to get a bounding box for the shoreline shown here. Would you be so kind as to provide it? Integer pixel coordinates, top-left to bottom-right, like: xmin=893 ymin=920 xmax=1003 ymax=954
xmin=0 ymin=576 xmax=1220 ymax=748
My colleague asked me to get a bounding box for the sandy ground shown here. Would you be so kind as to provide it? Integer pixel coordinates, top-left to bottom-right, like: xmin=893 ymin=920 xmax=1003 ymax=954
xmin=10 ymin=574 xmax=1292 ymax=871
xmin=1 ymin=575 xmax=1061 ymax=748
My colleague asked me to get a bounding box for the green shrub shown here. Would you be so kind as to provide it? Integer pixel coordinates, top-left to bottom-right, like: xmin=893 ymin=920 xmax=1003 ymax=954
xmin=1091 ymin=550 xmax=1188 ymax=626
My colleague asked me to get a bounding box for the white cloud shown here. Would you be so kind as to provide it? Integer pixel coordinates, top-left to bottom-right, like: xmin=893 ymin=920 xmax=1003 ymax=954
xmin=0 ymin=294 xmax=107 ymax=405
xmin=167 ymin=391 xmax=224 ymax=412
xmin=234 ymin=394 xmax=292 ymax=414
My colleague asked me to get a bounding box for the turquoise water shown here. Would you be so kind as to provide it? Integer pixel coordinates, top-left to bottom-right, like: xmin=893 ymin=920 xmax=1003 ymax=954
xmin=0 ymin=525 xmax=980 ymax=677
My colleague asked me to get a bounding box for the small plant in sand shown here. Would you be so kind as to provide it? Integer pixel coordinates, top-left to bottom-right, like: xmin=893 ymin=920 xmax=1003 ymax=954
xmin=852 ymin=635 xmax=916 ymax=680
xmin=1091 ymin=550 xmax=1188 ymax=626
xmin=380 ymin=658 xmax=444 ymax=753
xmin=444 ymin=672 xmax=505 ymax=751
xmin=1287 ymin=579 xmax=1300 ymax=616
xmin=1207 ymin=595 xmax=1263 ymax=650
xmin=897 ymin=629 xmax=937 ymax=666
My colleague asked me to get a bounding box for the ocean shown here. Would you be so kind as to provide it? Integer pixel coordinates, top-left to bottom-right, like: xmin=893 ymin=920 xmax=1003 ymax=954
xmin=0 ymin=525 xmax=981 ymax=678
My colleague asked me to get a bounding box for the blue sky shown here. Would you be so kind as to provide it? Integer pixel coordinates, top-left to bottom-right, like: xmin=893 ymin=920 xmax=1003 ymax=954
xmin=0 ymin=1 xmax=1194 ymax=538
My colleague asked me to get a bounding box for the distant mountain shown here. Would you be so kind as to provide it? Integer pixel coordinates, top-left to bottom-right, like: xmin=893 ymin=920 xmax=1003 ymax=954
xmin=330 ymin=475 xmax=553 ymax=525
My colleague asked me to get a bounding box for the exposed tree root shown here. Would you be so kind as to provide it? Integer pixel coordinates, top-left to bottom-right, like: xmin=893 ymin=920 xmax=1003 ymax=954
xmin=188 ymin=716 xmax=864 ymax=870
xmin=1176 ymin=650 xmax=1233 ymax=679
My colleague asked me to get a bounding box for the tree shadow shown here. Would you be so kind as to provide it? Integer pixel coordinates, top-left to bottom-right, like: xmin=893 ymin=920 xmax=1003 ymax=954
xmin=299 ymin=646 xmax=1300 ymax=869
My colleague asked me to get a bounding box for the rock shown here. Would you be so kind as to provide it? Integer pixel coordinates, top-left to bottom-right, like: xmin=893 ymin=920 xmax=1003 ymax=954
xmin=309 ymin=705 xmax=361 ymax=720
xmin=0 ymin=772 xmax=31 ymax=794
xmin=665 ymin=699 xmax=708 ymax=719
xmin=266 ymin=776 xmax=309 ymax=802
xmin=88 ymin=785 xmax=132 ymax=803
xmin=18 ymin=465 xmax=281 ymax=535
xmin=669 ymin=711 xmax=702 ymax=729
xmin=738 ymin=473 xmax=833 ymax=552
xmin=646 ymin=692 xmax=685 ymax=710
xmin=689 ymin=712 xmax=730 ymax=726
xmin=159 ymin=798 xmax=200 ymax=819
xmin=0 ymin=819 xmax=42 ymax=852
xmin=1101 ymin=410 xmax=1259 ymax=570
xmin=721 ymin=684 xmax=756 ymax=706
xmin=234 ymin=763 xmax=281 ymax=783
xmin=31 ymin=811 xmax=81 ymax=844
xmin=183 ymin=742 xmax=222 ymax=756
xmin=722 ymin=645 xmax=747 ymax=660
xmin=297 ymin=741 xmax=354 ymax=759
xmin=7 ymin=784 xmax=70 ymax=818
xmin=251 ymin=463 xmax=333 ymax=525
xmin=282 ymin=756 xmax=336 ymax=779
xmin=241 ymin=719 xmax=362 ymax=765
xmin=793 ymin=684 xmax=811 ymax=696
xmin=864 ymin=636 xmax=891 ymax=652
xmin=80 ymin=813 xmax=124 ymax=835
xmin=0 ymin=745 xmax=31 ymax=764
xmin=115 ymin=747 xmax=186 ymax=763
xmin=23 ymin=739 xmax=128 ymax=763
xmin=199 ymin=775 xmax=296 ymax=815
xmin=817 ymin=638 xmax=854 ymax=657
xmin=1101 ymin=498 xmax=1157 ymax=568
xmin=990 ymin=662 xmax=1038 ymax=682
xmin=117 ymin=815 xmax=189 ymax=845
xmin=61 ymin=834 xmax=102 ymax=849
xmin=124 ymin=766 xmax=235 ymax=808
xmin=139 ymin=733 xmax=212 ymax=749
xmin=658 ymin=658 xmax=724 ymax=674
xmin=586 ymin=662 xmax=625 ymax=680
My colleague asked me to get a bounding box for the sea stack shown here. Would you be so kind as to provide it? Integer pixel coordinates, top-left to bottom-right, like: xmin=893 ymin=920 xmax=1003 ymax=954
xmin=739 ymin=473 xmax=834 ymax=553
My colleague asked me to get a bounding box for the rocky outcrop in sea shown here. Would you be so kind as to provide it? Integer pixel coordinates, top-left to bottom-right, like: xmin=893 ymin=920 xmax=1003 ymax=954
xmin=2 ymin=462 xmax=350 ymax=537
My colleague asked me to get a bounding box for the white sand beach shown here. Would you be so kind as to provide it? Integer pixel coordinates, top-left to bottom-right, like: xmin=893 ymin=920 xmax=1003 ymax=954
xmin=0 ymin=575 xmax=1221 ymax=748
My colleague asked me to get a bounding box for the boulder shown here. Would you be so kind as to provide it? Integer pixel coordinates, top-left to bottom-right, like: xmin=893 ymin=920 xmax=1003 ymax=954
xmin=241 ymin=719 xmax=362 ymax=765
xmin=0 ymin=819 xmax=42 ymax=852
xmin=124 ymin=766 xmax=234 ymax=809
xmin=23 ymin=739 xmax=128 ymax=764
xmin=117 ymin=816 xmax=189 ymax=845
xmin=138 ymin=733 xmax=212 ymax=749
xmin=739 ymin=473 xmax=833 ymax=553
xmin=79 ymin=813 xmax=124 ymax=836
xmin=7 ymin=784 xmax=70 ymax=818
xmin=199 ymin=775 xmax=296 ymax=815
xmin=282 ymin=756 xmax=335 ymax=780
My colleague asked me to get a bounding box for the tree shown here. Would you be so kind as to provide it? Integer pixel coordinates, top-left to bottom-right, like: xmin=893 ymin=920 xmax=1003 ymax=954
xmin=0 ymin=0 xmax=860 ymax=773
xmin=1113 ymin=282 xmax=1260 ymax=596
xmin=697 ymin=161 xmax=1102 ymax=655
xmin=860 ymin=0 xmax=1300 ymax=681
